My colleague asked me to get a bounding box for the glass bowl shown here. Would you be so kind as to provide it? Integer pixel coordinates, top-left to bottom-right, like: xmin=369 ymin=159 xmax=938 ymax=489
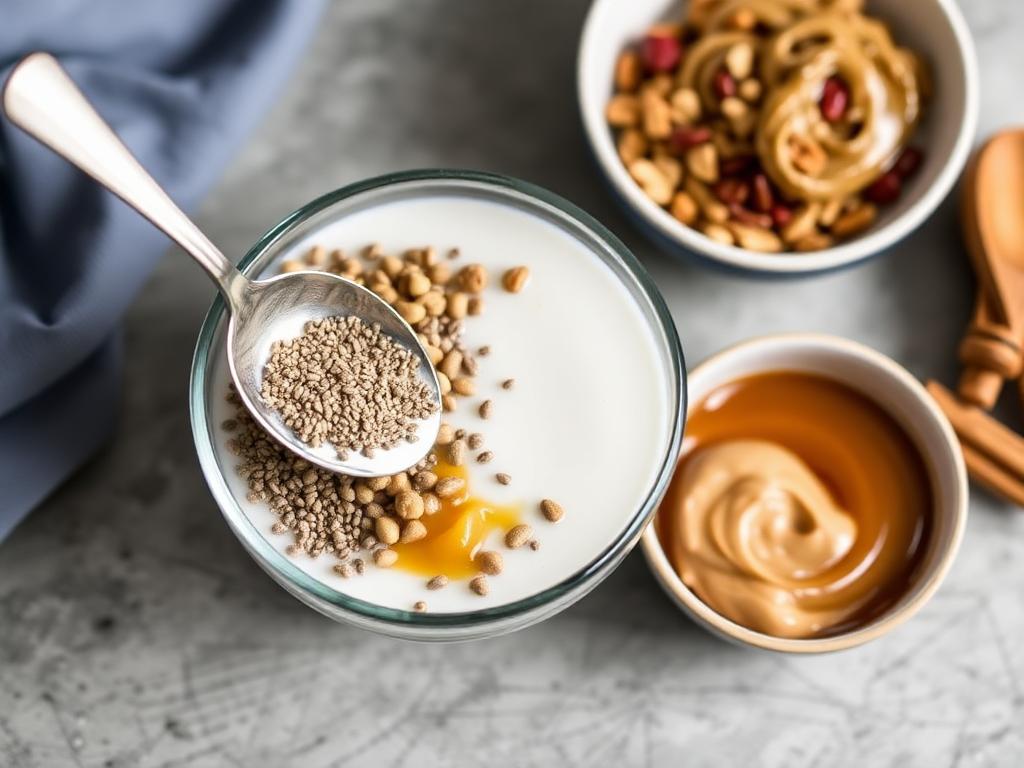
xmin=190 ymin=170 xmax=686 ymax=641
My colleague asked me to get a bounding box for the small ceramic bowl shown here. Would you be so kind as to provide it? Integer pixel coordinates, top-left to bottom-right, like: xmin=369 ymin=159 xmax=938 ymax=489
xmin=577 ymin=0 xmax=979 ymax=276
xmin=642 ymin=334 xmax=968 ymax=652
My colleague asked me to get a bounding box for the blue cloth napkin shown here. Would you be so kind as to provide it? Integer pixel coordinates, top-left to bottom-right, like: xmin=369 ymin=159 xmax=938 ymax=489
xmin=0 ymin=0 xmax=325 ymax=540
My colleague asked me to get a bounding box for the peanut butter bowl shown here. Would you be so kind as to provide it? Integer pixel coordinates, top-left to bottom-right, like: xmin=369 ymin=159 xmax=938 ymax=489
xmin=641 ymin=334 xmax=967 ymax=652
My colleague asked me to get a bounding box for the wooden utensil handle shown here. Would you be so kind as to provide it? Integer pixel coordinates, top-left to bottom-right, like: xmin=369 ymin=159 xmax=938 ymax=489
xmin=962 ymin=442 xmax=1024 ymax=507
xmin=958 ymin=365 xmax=1007 ymax=410
xmin=956 ymin=297 xmax=1022 ymax=409
xmin=928 ymin=380 xmax=1024 ymax=506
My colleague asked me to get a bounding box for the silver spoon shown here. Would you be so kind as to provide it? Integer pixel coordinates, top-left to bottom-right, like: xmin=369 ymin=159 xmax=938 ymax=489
xmin=2 ymin=52 xmax=441 ymax=477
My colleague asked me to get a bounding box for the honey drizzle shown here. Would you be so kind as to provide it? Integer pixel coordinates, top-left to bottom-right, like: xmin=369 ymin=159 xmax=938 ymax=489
xmin=391 ymin=459 xmax=520 ymax=579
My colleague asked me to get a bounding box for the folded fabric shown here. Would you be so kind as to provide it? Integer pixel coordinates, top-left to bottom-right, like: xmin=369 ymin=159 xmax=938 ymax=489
xmin=0 ymin=0 xmax=326 ymax=541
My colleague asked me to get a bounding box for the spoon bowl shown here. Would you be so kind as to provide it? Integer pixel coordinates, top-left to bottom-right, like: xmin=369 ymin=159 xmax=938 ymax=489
xmin=228 ymin=270 xmax=441 ymax=476
xmin=955 ymin=128 xmax=1024 ymax=410
xmin=965 ymin=129 xmax=1024 ymax=272
xmin=3 ymin=52 xmax=441 ymax=476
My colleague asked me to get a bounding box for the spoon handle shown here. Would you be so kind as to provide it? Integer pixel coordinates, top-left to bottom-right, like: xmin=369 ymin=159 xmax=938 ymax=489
xmin=2 ymin=52 xmax=249 ymax=309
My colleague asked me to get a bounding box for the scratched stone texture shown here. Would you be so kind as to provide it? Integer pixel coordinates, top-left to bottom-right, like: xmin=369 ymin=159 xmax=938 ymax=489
xmin=2 ymin=0 xmax=1024 ymax=766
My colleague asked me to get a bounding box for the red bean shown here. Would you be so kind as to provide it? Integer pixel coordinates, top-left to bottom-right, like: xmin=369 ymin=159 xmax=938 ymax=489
xmin=752 ymin=174 xmax=774 ymax=212
xmin=893 ymin=147 xmax=923 ymax=179
xmin=669 ymin=126 xmax=712 ymax=152
xmin=642 ymin=34 xmax=682 ymax=73
xmin=770 ymin=204 xmax=794 ymax=229
xmin=714 ymin=179 xmax=750 ymax=206
xmin=865 ymin=171 xmax=902 ymax=204
xmin=713 ymin=68 xmax=737 ymax=99
xmin=820 ymin=76 xmax=849 ymax=123
xmin=728 ymin=204 xmax=773 ymax=229
xmin=719 ymin=155 xmax=756 ymax=176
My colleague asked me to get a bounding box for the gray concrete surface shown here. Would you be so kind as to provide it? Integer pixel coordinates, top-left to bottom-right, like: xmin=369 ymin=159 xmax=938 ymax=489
xmin=2 ymin=1 xmax=1024 ymax=766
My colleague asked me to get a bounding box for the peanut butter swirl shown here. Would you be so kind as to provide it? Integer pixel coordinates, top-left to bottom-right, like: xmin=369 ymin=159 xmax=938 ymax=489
xmin=660 ymin=371 xmax=933 ymax=639
xmin=679 ymin=0 xmax=923 ymax=202
xmin=670 ymin=440 xmax=861 ymax=638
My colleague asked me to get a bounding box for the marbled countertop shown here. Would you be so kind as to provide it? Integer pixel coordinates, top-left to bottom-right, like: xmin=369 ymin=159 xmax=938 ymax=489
xmin=2 ymin=1 xmax=1023 ymax=766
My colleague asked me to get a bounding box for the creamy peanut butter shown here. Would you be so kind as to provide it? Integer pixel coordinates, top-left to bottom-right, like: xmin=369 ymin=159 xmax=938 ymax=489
xmin=756 ymin=12 xmax=922 ymax=201
xmin=670 ymin=439 xmax=858 ymax=637
xmin=677 ymin=0 xmax=924 ymax=202
xmin=659 ymin=371 xmax=932 ymax=639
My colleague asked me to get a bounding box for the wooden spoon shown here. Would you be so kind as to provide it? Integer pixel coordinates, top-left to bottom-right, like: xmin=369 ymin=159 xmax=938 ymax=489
xmin=957 ymin=129 xmax=1024 ymax=409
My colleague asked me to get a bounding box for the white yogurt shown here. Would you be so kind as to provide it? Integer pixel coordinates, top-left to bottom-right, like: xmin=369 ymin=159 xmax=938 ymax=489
xmin=207 ymin=193 xmax=674 ymax=612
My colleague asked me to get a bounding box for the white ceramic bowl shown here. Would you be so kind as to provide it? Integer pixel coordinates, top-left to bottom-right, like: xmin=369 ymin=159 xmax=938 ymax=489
xmin=578 ymin=0 xmax=979 ymax=276
xmin=642 ymin=334 xmax=968 ymax=652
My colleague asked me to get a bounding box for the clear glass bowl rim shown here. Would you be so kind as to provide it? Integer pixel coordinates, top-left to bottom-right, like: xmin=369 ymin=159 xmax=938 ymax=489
xmin=189 ymin=168 xmax=687 ymax=630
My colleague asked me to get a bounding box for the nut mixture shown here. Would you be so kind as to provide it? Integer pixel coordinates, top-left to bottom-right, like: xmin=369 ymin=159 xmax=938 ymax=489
xmin=227 ymin=244 xmax=566 ymax=611
xmin=606 ymin=0 xmax=926 ymax=253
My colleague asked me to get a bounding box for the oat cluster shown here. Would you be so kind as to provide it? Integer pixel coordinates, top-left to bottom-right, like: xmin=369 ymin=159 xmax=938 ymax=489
xmin=261 ymin=315 xmax=436 ymax=458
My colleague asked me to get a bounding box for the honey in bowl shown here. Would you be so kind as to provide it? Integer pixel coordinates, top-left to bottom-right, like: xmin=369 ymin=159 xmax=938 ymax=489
xmin=657 ymin=371 xmax=932 ymax=639
xmin=391 ymin=460 xmax=520 ymax=580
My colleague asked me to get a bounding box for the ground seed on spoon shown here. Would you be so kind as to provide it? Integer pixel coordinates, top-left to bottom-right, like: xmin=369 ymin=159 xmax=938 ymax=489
xmin=260 ymin=314 xmax=438 ymax=457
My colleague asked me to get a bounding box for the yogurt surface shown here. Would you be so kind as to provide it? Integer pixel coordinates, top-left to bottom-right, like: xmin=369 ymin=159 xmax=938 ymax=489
xmin=205 ymin=191 xmax=675 ymax=612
